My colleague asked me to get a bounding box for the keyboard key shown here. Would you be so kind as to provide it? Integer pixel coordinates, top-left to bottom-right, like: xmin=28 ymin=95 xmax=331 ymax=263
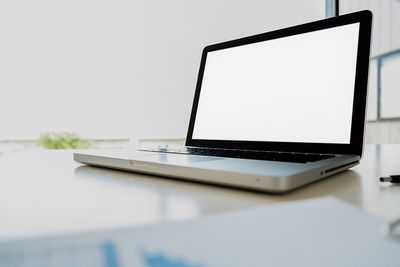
xmin=142 ymin=147 xmax=335 ymax=163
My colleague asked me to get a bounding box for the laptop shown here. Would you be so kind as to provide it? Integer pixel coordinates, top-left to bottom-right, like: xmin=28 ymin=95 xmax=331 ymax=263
xmin=74 ymin=10 xmax=372 ymax=193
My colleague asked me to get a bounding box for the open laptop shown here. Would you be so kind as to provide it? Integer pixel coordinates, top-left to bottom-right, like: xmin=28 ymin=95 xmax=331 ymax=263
xmin=74 ymin=11 xmax=372 ymax=193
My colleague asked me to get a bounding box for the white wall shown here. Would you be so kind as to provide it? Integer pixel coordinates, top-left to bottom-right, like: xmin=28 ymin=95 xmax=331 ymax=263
xmin=0 ymin=0 xmax=325 ymax=143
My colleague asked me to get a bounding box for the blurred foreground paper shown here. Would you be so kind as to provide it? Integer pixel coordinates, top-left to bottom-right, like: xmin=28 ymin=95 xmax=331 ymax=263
xmin=0 ymin=197 xmax=398 ymax=267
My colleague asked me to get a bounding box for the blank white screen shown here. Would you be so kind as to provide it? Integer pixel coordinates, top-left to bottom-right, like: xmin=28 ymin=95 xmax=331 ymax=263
xmin=192 ymin=23 xmax=360 ymax=144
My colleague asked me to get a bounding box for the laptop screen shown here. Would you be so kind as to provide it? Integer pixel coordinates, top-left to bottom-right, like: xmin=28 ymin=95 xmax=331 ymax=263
xmin=186 ymin=11 xmax=372 ymax=155
xmin=191 ymin=23 xmax=360 ymax=144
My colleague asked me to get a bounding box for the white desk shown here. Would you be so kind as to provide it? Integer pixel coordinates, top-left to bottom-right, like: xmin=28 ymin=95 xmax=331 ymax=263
xmin=0 ymin=144 xmax=399 ymax=242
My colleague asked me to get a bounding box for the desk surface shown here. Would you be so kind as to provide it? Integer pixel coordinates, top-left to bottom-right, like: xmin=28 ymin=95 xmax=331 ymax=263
xmin=1 ymin=144 xmax=400 ymax=242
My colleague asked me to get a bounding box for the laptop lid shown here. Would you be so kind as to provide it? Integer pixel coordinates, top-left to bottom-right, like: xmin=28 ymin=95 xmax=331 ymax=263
xmin=185 ymin=11 xmax=372 ymax=157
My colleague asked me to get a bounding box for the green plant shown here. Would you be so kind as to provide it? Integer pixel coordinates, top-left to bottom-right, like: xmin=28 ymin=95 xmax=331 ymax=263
xmin=38 ymin=133 xmax=91 ymax=149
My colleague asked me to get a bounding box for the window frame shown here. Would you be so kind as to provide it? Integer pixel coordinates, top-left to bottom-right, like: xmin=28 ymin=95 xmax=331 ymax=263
xmin=368 ymin=49 xmax=400 ymax=122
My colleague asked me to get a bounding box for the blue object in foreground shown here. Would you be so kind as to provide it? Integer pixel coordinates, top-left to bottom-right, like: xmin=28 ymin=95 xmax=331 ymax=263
xmin=140 ymin=250 xmax=205 ymax=267
xmin=103 ymin=242 xmax=120 ymax=267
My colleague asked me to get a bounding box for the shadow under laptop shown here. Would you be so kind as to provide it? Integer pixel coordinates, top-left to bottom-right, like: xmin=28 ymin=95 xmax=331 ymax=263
xmin=74 ymin=164 xmax=363 ymax=212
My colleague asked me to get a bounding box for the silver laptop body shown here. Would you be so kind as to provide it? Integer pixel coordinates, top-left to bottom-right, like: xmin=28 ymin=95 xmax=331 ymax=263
xmin=75 ymin=11 xmax=372 ymax=193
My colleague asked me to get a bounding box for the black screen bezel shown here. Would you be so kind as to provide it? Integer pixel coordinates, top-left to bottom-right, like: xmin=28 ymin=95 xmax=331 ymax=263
xmin=185 ymin=11 xmax=372 ymax=156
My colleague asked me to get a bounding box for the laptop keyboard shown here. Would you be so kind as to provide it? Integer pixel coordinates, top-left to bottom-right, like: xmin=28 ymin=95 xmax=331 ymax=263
xmin=142 ymin=147 xmax=335 ymax=163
